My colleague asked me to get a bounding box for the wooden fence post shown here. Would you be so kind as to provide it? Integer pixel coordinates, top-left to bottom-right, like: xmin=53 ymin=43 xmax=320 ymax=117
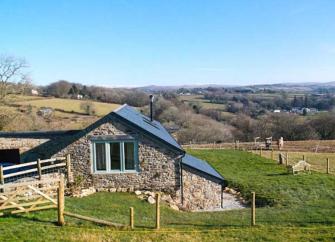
xmin=57 ymin=175 xmax=65 ymax=226
xmin=327 ymin=158 xmax=330 ymax=174
xmin=260 ymin=147 xmax=262 ymax=157
xmin=303 ymin=155 xmax=305 ymax=161
xmin=37 ymin=159 xmax=42 ymax=180
xmin=66 ymin=154 xmax=72 ymax=183
xmin=0 ymin=166 xmax=4 ymax=185
xmin=130 ymin=207 xmax=134 ymax=229
xmin=251 ymin=192 xmax=256 ymax=226
xmin=286 ymin=152 xmax=289 ymax=166
xmin=155 ymin=193 xmax=160 ymax=230
xmin=271 ymin=149 xmax=274 ymax=160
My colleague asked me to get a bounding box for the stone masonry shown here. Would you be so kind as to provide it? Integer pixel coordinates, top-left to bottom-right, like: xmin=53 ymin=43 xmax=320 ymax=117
xmin=178 ymin=166 xmax=223 ymax=211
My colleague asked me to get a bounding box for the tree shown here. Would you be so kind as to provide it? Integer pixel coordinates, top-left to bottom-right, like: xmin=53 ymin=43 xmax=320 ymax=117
xmin=0 ymin=55 xmax=29 ymax=100
xmin=68 ymin=84 xmax=79 ymax=96
xmin=46 ymin=80 xmax=72 ymax=97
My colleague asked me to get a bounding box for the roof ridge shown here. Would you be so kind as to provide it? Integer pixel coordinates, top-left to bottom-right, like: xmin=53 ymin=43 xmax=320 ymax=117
xmin=113 ymin=103 xmax=128 ymax=113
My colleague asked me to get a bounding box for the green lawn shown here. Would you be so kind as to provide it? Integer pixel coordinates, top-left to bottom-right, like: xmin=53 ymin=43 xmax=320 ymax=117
xmin=258 ymin=150 xmax=335 ymax=174
xmin=1 ymin=150 xmax=335 ymax=241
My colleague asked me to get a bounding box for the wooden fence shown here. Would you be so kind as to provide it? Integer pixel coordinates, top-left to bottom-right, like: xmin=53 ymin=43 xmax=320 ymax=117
xmin=0 ymin=177 xmax=62 ymax=217
xmin=0 ymin=155 xmax=72 ymax=185
xmin=183 ymin=140 xmax=335 ymax=153
xmin=250 ymin=149 xmax=334 ymax=175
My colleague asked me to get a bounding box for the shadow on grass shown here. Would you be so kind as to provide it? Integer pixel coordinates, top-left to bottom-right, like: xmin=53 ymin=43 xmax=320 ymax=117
xmin=164 ymin=222 xmax=247 ymax=229
xmin=2 ymin=213 xmax=59 ymax=226
xmin=266 ymin=172 xmax=289 ymax=176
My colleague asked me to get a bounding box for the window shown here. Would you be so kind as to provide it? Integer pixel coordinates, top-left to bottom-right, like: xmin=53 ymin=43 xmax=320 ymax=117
xmin=95 ymin=143 xmax=106 ymax=171
xmin=110 ymin=143 xmax=121 ymax=171
xmin=92 ymin=140 xmax=138 ymax=173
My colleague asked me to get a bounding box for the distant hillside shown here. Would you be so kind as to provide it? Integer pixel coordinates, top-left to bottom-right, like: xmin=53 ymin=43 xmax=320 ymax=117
xmin=138 ymin=82 xmax=335 ymax=93
xmin=137 ymin=84 xmax=233 ymax=93
xmin=246 ymin=81 xmax=335 ymax=92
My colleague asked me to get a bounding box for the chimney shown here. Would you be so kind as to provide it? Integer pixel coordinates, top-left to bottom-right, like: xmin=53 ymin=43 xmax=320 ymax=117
xmin=149 ymin=94 xmax=154 ymax=121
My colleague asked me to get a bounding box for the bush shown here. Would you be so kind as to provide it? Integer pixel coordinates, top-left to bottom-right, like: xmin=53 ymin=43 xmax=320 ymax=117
xmin=80 ymin=102 xmax=96 ymax=115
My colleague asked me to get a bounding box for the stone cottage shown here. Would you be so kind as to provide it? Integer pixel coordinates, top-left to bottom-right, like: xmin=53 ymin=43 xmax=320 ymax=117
xmin=0 ymin=104 xmax=225 ymax=210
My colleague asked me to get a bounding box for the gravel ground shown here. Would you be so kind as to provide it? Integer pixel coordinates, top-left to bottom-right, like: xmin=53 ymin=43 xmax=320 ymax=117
xmin=195 ymin=192 xmax=246 ymax=212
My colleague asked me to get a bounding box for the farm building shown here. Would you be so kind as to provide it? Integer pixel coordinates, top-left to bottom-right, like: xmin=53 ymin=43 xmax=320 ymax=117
xmin=0 ymin=104 xmax=225 ymax=211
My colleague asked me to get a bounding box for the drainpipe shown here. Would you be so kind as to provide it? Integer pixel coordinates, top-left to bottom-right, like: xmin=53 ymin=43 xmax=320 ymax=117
xmin=177 ymin=152 xmax=186 ymax=206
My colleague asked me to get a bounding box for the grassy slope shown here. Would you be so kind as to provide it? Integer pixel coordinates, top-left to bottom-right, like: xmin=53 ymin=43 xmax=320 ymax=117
xmin=15 ymin=97 xmax=120 ymax=116
xmin=0 ymin=150 xmax=335 ymax=241
xmin=0 ymin=95 xmax=120 ymax=130
xmin=260 ymin=150 xmax=335 ymax=174
xmin=188 ymin=150 xmax=335 ymax=225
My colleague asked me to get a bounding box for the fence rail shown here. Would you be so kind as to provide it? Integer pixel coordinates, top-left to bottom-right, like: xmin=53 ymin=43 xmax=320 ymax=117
xmin=249 ymin=149 xmax=334 ymax=175
xmin=0 ymin=176 xmax=61 ymax=216
xmin=0 ymin=155 xmax=72 ymax=185
xmin=183 ymin=140 xmax=335 ymax=153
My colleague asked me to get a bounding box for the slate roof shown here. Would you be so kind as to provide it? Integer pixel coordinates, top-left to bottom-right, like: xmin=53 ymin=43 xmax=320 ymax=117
xmin=111 ymin=104 xmax=183 ymax=152
xmin=182 ymin=154 xmax=224 ymax=181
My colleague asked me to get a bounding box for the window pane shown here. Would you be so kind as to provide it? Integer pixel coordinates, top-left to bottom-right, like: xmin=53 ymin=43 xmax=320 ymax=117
xmin=124 ymin=142 xmax=135 ymax=170
xmin=110 ymin=143 xmax=121 ymax=170
xmin=95 ymin=143 xmax=106 ymax=171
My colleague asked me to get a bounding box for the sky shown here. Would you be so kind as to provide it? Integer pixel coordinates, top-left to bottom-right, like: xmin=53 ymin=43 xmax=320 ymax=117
xmin=0 ymin=0 xmax=335 ymax=87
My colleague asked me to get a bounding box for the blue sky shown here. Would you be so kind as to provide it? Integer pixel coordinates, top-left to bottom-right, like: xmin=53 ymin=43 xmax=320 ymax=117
xmin=1 ymin=0 xmax=335 ymax=87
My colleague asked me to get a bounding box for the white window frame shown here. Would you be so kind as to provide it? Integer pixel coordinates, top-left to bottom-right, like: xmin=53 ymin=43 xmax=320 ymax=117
xmin=91 ymin=140 xmax=138 ymax=174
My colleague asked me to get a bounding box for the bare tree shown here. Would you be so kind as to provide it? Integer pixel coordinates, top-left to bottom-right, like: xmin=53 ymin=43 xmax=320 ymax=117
xmin=0 ymin=55 xmax=29 ymax=100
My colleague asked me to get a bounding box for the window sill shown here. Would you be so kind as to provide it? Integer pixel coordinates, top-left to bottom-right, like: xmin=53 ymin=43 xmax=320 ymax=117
xmin=92 ymin=171 xmax=139 ymax=175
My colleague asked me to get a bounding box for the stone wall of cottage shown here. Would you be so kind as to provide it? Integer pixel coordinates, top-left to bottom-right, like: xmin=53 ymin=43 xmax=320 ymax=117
xmin=178 ymin=166 xmax=223 ymax=211
xmin=54 ymin=120 xmax=181 ymax=194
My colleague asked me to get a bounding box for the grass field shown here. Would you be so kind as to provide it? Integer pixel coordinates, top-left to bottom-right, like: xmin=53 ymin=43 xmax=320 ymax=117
xmin=15 ymin=97 xmax=120 ymax=116
xmin=179 ymin=95 xmax=227 ymax=110
xmin=259 ymin=150 xmax=335 ymax=174
xmin=1 ymin=150 xmax=334 ymax=241
xmin=0 ymin=95 xmax=123 ymax=131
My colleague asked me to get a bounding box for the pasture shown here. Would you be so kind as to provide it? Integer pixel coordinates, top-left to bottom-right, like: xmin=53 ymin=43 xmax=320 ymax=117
xmin=1 ymin=149 xmax=334 ymax=241
xmin=260 ymin=150 xmax=335 ymax=174
xmin=14 ymin=97 xmax=120 ymax=117
xmin=178 ymin=94 xmax=227 ymax=110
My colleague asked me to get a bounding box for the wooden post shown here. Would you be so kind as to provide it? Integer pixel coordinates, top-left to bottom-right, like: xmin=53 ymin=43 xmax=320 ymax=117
xmin=0 ymin=166 xmax=4 ymax=185
xmin=271 ymin=149 xmax=274 ymax=160
xmin=155 ymin=193 xmax=160 ymax=230
xmin=260 ymin=147 xmax=262 ymax=157
xmin=251 ymin=192 xmax=256 ymax=226
xmin=66 ymin=154 xmax=72 ymax=183
xmin=303 ymin=155 xmax=305 ymax=161
xmin=327 ymin=158 xmax=330 ymax=174
xmin=129 ymin=207 xmax=134 ymax=229
xmin=285 ymin=152 xmax=289 ymax=166
xmin=37 ymin=159 xmax=42 ymax=180
xmin=57 ymin=175 xmax=65 ymax=226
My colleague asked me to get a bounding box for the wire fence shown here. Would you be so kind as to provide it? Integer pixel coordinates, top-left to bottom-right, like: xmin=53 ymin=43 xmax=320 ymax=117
xmin=250 ymin=149 xmax=335 ymax=174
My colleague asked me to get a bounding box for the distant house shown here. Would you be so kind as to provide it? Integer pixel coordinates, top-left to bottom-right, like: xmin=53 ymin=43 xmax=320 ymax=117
xmin=291 ymin=107 xmax=318 ymax=115
xmin=31 ymin=89 xmax=39 ymax=96
xmin=273 ymin=109 xmax=281 ymax=113
xmin=76 ymin=94 xmax=83 ymax=100
xmin=0 ymin=104 xmax=225 ymax=211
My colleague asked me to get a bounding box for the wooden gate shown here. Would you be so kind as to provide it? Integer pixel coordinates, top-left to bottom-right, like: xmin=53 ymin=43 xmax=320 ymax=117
xmin=0 ymin=176 xmax=64 ymax=218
